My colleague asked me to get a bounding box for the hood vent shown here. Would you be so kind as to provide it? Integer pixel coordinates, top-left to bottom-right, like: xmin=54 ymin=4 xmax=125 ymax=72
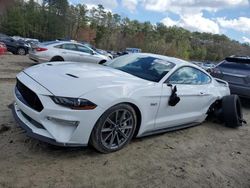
xmin=66 ymin=73 xmax=79 ymax=78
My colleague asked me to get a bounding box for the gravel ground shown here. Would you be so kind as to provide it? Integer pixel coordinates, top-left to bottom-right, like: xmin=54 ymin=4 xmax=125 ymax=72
xmin=0 ymin=54 xmax=250 ymax=188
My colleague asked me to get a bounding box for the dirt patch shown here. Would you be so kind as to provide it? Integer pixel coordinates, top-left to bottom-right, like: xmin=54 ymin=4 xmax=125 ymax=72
xmin=0 ymin=124 xmax=10 ymax=134
xmin=0 ymin=55 xmax=249 ymax=188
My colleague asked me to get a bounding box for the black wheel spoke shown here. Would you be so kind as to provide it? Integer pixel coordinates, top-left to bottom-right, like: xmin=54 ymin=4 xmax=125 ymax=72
xmin=116 ymin=133 xmax=121 ymax=147
xmin=120 ymin=125 xmax=133 ymax=130
xmin=107 ymin=118 xmax=116 ymax=127
xmin=101 ymin=128 xmax=113 ymax=133
xmin=103 ymin=131 xmax=113 ymax=142
xmin=109 ymin=132 xmax=116 ymax=147
xmin=118 ymin=129 xmax=128 ymax=139
xmin=121 ymin=117 xmax=132 ymax=124
xmin=119 ymin=110 xmax=126 ymax=124
xmin=115 ymin=110 xmax=119 ymax=124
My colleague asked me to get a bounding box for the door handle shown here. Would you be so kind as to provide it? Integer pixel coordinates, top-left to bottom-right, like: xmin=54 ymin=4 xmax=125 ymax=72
xmin=199 ymin=92 xmax=208 ymax=96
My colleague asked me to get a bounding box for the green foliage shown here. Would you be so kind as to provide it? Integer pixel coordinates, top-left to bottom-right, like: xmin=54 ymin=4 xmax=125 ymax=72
xmin=1 ymin=0 xmax=250 ymax=61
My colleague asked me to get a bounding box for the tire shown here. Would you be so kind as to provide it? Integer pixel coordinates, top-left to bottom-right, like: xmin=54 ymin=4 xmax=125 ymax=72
xmin=17 ymin=48 xmax=26 ymax=55
xmin=50 ymin=56 xmax=64 ymax=62
xmin=90 ymin=104 xmax=137 ymax=153
xmin=222 ymin=95 xmax=242 ymax=128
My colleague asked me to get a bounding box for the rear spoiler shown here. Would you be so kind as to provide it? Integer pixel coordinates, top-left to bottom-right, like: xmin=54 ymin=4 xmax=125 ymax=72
xmin=225 ymin=57 xmax=250 ymax=64
xmin=214 ymin=78 xmax=229 ymax=87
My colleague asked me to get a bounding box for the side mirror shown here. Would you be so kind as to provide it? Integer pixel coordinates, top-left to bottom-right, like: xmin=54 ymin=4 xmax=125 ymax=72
xmin=168 ymin=84 xmax=180 ymax=106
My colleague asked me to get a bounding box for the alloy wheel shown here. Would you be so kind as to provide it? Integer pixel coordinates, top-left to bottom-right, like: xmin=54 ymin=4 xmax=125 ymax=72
xmin=100 ymin=109 xmax=134 ymax=150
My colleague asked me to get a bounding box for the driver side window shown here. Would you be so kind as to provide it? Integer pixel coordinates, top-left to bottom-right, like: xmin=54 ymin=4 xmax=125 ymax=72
xmin=77 ymin=45 xmax=93 ymax=54
xmin=168 ymin=66 xmax=211 ymax=85
xmin=62 ymin=43 xmax=77 ymax=51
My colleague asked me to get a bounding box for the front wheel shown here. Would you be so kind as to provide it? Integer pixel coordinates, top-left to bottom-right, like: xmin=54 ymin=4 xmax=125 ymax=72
xmin=90 ymin=104 xmax=137 ymax=153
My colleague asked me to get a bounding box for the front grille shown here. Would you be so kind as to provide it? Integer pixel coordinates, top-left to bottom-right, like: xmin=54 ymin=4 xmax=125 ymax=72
xmin=16 ymin=79 xmax=44 ymax=112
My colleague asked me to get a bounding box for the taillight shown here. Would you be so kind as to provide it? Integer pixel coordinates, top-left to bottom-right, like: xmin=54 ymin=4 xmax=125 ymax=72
xmin=35 ymin=47 xmax=47 ymax=52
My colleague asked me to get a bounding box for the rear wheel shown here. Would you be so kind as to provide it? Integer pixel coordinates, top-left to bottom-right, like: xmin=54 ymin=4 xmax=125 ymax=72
xmin=17 ymin=48 xmax=26 ymax=55
xmin=222 ymin=95 xmax=243 ymax=128
xmin=90 ymin=104 xmax=137 ymax=153
xmin=50 ymin=56 xmax=64 ymax=62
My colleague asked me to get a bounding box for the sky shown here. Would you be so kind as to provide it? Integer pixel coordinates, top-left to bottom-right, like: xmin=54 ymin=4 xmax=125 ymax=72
xmin=69 ymin=0 xmax=250 ymax=43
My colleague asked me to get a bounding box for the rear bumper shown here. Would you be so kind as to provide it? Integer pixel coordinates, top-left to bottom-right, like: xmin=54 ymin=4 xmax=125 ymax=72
xmin=229 ymin=83 xmax=250 ymax=98
xmin=29 ymin=53 xmax=49 ymax=63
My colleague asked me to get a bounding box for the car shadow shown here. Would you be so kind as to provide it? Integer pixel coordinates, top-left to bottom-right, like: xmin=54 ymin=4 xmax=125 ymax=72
xmin=28 ymin=139 xmax=99 ymax=156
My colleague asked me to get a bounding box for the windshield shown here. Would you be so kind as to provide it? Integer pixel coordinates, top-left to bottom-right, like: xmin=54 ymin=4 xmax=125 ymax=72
xmin=106 ymin=54 xmax=175 ymax=82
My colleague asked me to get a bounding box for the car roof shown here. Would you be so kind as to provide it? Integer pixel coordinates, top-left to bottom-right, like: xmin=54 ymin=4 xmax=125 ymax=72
xmin=44 ymin=41 xmax=86 ymax=46
xmin=225 ymin=56 xmax=250 ymax=64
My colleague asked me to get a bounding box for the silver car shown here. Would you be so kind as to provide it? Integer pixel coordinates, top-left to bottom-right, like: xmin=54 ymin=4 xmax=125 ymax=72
xmin=29 ymin=41 xmax=110 ymax=64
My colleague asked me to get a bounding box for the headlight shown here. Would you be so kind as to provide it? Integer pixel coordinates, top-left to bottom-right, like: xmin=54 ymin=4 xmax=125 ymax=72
xmin=51 ymin=96 xmax=97 ymax=110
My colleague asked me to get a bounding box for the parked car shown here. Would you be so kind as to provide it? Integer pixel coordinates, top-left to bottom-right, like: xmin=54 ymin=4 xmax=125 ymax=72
xmin=12 ymin=36 xmax=39 ymax=48
xmin=117 ymin=51 xmax=129 ymax=56
xmin=12 ymin=53 xmax=244 ymax=153
xmin=107 ymin=50 xmax=119 ymax=58
xmin=0 ymin=36 xmax=29 ymax=55
xmin=210 ymin=56 xmax=250 ymax=98
xmin=29 ymin=41 xmax=110 ymax=64
xmin=126 ymin=48 xmax=142 ymax=53
xmin=0 ymin=42 xmax=7 ymax=55
xmin=199 ymin=62 xmax=216 ymax=71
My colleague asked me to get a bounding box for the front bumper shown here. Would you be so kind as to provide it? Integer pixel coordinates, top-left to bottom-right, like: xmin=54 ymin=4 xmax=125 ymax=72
xmin=13 ymin=72 xmax=104 ymax=147
xmin=12 ymin=103 xmax=84 ymax=147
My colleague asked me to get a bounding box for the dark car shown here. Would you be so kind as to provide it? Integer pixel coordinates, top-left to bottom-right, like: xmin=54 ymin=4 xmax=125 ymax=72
xmin=0 ymin=36 xmax=29 ymax=55
xmin=211 ymin=56 xmax=250 ymax=98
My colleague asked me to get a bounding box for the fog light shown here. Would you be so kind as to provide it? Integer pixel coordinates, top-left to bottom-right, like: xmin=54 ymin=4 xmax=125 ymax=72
xmin=47 ymin=116 xmax=79 ymax=126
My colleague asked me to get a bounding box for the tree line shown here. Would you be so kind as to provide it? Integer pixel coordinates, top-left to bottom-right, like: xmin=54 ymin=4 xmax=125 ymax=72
xmin=1 ymin=0 xmax=250 ymax=61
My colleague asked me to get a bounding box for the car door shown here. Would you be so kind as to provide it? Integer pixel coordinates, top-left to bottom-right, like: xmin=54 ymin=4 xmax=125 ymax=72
xmin=155 ymin=66 xmax=214 ymax=129
xmin=76 ymin=44 xmax=100 ymax=63
xmin=59 ymin=43 xmax=81 ymax=62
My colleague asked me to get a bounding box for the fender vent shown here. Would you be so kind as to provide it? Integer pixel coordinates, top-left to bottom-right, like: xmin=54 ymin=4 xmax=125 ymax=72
xmin=66 ymin=73 xmax=79 ymax=78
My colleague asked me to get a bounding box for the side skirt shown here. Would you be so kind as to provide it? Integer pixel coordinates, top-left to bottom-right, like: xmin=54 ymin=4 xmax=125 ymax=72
xmin=139 ymin=122 xmax=201 ymax=137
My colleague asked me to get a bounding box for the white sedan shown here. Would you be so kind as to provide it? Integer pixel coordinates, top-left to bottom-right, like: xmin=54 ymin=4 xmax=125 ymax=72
xmin=12 ymin=53 xmax=244 ymax=153
xmin=29 ymin=41 xmax=110 ymax=64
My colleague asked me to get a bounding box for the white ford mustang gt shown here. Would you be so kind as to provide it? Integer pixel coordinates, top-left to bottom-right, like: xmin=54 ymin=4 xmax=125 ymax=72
xmin=12 ymin=53 xmax=244 ymax=153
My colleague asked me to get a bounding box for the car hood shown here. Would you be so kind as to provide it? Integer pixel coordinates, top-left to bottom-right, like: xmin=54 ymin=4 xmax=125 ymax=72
xmin=23 ymin=62 xmax=150 ymax=97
